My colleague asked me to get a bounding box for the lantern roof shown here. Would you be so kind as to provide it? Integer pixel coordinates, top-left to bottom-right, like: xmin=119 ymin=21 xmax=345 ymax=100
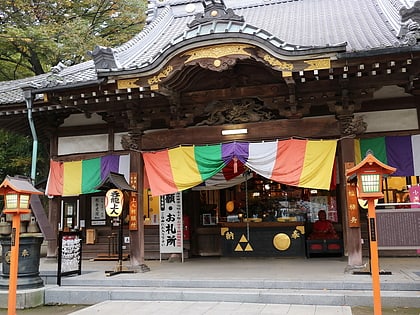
xmin=0 ymin=175 xmax=43 ymax=195
xmin=346 ymin=153 xmax=396 ymax=177
xmin=94 ymin=172 xmax=135 ymax=192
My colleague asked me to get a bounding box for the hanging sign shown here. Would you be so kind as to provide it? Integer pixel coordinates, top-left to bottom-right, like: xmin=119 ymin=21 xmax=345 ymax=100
xmin=129 ymin=173 xmax=138 ymax=230
xmin=159 ymin=192 xmax=183 ymax=254
xmin=345 ymin=162 xmax=360 ymax=228
xmin=105 ymin=189 xmax=124 ymax=217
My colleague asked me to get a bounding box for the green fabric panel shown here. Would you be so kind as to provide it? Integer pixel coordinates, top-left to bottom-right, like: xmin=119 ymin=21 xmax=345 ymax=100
xmin=194 ymin=144 xmax=225 ymax=181
xmin=82 ymin=157 xmax=102 ymax=194
xmin=360 ymin=137 xmax=387 ymax=164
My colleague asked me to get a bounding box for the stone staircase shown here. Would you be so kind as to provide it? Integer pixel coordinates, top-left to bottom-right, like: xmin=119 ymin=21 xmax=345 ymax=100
xmin=42 ymin=275 xmax=419 ymax=308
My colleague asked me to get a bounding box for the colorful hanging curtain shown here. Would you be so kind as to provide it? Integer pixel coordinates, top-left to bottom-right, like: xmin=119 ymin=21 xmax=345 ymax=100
xmin=355 ymin=135 xmax=420 ymax=176
xmin=192 ymin=159 xmax=248 ymax=190
xmin=46 ymin=154 xmax=130 ymax=196
xmin=143 ymin=139 xmax=337 ymax=196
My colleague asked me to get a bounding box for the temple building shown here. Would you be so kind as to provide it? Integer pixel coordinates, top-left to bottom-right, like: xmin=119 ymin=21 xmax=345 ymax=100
xmin=0 ymin=0 xmax=420 ymax=268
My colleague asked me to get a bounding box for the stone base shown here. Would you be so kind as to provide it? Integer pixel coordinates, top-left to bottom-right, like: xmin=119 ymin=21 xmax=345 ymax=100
xmin=0 ymin=287 xmax=44 ymax=309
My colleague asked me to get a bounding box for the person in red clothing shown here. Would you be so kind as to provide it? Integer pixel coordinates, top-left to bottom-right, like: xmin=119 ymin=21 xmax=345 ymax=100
xmin=308 ymin=210 xmax=339 ymax=240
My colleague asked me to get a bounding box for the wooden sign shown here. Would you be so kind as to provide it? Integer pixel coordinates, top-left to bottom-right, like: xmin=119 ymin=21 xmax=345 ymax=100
xmin=346 ymin=162 xmax=360 ymax=228
xmin=129 ymin=173 xmax=138 ymax=230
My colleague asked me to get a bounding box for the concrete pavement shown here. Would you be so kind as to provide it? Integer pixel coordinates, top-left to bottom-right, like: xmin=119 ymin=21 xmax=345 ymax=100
xmin=69 ymin=300 xmax=353 ymax=315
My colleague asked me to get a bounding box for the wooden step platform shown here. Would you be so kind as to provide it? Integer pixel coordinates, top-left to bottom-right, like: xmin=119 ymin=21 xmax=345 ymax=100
xmin=93 ymin=253 xmax=130 ymax=261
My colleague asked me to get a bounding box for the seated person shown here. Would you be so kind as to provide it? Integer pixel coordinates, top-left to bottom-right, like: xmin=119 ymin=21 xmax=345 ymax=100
xmin=308 ymin=210 xmax=339 ymax=240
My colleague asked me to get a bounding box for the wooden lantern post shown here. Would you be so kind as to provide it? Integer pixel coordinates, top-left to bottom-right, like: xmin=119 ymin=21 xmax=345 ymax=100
xmin=0 ymin=176 xmax=43 ymax=315
xmin=346 ymin=154 xmax=396 ymax=315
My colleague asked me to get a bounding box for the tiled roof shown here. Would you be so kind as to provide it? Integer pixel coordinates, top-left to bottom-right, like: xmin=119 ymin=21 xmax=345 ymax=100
xmin=1 ymin=0 xmax=419 ymax=105
xmin=91 ymin=0 xmax=420 ymax=75
xmin=0 ymin=61 xmax=98 ymax=105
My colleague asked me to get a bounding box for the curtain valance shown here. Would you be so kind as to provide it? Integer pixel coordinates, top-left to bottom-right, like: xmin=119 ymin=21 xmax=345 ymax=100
xmin=143 ymin=139 xmax=337 ymax=196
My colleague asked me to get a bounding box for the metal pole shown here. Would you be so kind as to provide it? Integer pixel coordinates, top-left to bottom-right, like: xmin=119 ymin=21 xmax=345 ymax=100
xmin=23 ymin=88 xmax=38 ymax=184
xmin=367 ymin=198 xmax=382 ymax=315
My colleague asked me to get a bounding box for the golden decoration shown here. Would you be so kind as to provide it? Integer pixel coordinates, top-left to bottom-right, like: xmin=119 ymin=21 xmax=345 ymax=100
xmin=273 ymin=233 xmax=291 ymax=251
xmin=244 ymin=243 xmax=253 ymax=251
xmin=21 ymin=249 xmax=30 ymax=257
xmin=296 ymin=225 xmax=305 ymax=235
xmin=303 ymin=58 xmax=330 ymax=70
xmin=225 ymin=231 xmax=234 ymax=240
xmin=182 ymin=44 xmax=253 ymax=64
xmin=235 ymin=243 xmax=243 ymax=251
xmin=221 ymin=227 xmax=229 ymax=236
xmin=147 ymin=65 xmax=174 ymax=86
xmin=117 ymin=78 xmax=141 ymax=90
xmin=291 ymin=229 xmax=300 ymax=239
xmin=211 ymin=10 xmax=218 ymax=17
xmin=226 ymin=201 xmax=235 ymax=213
xmin=214 ymin=59 xmax=222 ymax=67
xmin=282 ymin=71 xmax=293 ymax=77
xmin=234 ymin=234 xmax=253 ymax=252
xmin=263 ymin=55 xmax=293 ymax=71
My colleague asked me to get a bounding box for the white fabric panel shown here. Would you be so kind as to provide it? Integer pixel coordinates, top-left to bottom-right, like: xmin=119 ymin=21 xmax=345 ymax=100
xmin=58 ymin=134 xmax=108 ymax=155
xmin=118 ymin=154 xmax=131 ymax=182
xmin=114 ymin=132 xmax=128 ymax=151
xmin=356 ymin=108 xmax=418 ymax=133
xmin=246 ymin=141 xmax=278 ymax=178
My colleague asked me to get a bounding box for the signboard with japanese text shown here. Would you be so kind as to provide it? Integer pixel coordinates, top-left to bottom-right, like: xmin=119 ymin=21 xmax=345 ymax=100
xmin=409 ymin=185 xmax=420 ymax=208
xmin=91 ymin=196 xmax=106 ymax=225
xmin=346 ymin=181 xmax=360 ymax=228
xmin=129 ymin=173 xmax=138 ymax=230
xmin=105 ymin=189 xmax=124 ymax=217
xmin=377 ymin=209 xmax=420 ymax=249
xmin=345 ymin=162 xmax=361 ymax=228
xmin=57 ymin=231 xmax=82 ymax=286
xmin=159 ymin=192 xmax=183 ymax=254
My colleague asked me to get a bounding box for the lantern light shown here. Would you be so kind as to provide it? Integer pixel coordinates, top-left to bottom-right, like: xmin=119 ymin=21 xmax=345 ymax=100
xmin=347 ymin=153 xmax=396 ymax=199
xmin=5 ymin=192 xmax=30 ymax=210
xmin=0 ymin=176 xmax=43 ymax=315
xmin=346 ymin=153 xmax=396 ymax=315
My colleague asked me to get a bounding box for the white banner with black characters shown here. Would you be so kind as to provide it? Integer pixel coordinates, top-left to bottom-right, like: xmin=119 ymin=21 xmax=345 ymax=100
xmin=159 ymin=192 xmax=183 ymax=254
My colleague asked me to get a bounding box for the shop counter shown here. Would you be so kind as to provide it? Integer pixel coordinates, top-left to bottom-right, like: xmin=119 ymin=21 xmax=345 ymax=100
xmin=219 ymin=221 xmax=306 ymax=257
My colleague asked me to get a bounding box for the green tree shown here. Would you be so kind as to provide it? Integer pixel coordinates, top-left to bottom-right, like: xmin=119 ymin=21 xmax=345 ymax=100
xmin=0 ymin=0 xmax=147 ymax=81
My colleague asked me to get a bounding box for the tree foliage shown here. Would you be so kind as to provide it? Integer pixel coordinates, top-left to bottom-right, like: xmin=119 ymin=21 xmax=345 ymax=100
xmin=0 ymin=129 xmax=50 ymax=183
xmin=0 ymin=0 xmax=147 ymax=81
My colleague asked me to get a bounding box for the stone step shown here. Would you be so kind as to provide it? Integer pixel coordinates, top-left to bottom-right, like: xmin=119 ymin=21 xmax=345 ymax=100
xmin=43 ymin=285 xmax=419 ymax=308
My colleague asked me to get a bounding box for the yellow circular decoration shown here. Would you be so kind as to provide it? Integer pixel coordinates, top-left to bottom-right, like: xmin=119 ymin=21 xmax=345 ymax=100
xmin=226 ymin=201 xmax=235 ymax=213
xmin=211 ymin=10 xmax=218 ymax=17
xmin=273 ymin=233 xmax=291 ymax=251
xmin=213 ymin=59 xmax=221 ymax=67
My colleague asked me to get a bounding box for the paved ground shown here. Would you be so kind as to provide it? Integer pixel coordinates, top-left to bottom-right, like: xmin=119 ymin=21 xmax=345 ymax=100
xmin=0 ymin=304 xmax=419 ymax=315
xmin=0 ymin=256 xmax=419 ymax=314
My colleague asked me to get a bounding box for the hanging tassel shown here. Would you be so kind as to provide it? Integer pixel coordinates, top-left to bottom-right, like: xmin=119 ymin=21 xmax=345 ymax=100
xmin=233 ymin=156 xmax=238 ymax=173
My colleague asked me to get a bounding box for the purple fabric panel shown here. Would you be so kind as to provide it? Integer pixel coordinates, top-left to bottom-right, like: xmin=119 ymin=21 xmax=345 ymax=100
xmin=100 ymin=155 xmax=120 ymax=180
xmin=385 ymin=136 xmax=414 ymax=176
xmin=221 ymin=142 xmax=249 ymax=164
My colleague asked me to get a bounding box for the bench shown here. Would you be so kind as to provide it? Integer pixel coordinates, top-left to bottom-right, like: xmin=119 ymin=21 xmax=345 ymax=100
xmin=306 ymin=239 xmax=344 ymax=257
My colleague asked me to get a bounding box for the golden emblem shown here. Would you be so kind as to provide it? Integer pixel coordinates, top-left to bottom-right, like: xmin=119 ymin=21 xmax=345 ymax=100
xmin=273 ymin=233 xmax=291 ymax=251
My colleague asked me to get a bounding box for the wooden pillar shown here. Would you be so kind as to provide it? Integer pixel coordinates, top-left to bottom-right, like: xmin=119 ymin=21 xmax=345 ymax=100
xmin=47 ymin=131 xmax=59 ymax=258
xmin=46 ymin=198 xmax=59 ymax=257
xmin=339 ymin=138 xmax=363 ymax=268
